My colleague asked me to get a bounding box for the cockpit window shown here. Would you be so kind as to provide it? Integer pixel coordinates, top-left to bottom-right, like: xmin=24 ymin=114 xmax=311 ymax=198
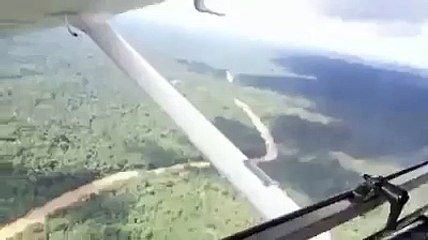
xmin=0 ymin=1 xmax=427 ymax=239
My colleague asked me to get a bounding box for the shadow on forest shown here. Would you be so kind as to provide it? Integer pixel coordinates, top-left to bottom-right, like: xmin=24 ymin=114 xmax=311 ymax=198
xmin=213 ymin=116 xmax=266 ymax=158
xmin=213 ymin=116 xmax=361 ymax=202
xmin=240 ymin=55 xmax=428 ymax=162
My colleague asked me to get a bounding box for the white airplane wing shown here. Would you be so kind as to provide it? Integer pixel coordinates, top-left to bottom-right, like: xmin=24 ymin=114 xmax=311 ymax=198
xmin=0 ymin=0 xmax=163 ymax=31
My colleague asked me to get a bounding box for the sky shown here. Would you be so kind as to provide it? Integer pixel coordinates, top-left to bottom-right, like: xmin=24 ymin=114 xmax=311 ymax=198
xmin=122 ymin=0 xmax=428 ymax=69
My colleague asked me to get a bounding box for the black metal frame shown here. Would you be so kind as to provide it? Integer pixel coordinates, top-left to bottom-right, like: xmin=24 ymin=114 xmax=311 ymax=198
xmin=223 ymin=160 xmax=428 ymax=240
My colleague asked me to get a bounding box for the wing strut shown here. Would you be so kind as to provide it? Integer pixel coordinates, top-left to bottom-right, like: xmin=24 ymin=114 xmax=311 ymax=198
xmin=69 ymin=14 xmax=331 ymax=240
